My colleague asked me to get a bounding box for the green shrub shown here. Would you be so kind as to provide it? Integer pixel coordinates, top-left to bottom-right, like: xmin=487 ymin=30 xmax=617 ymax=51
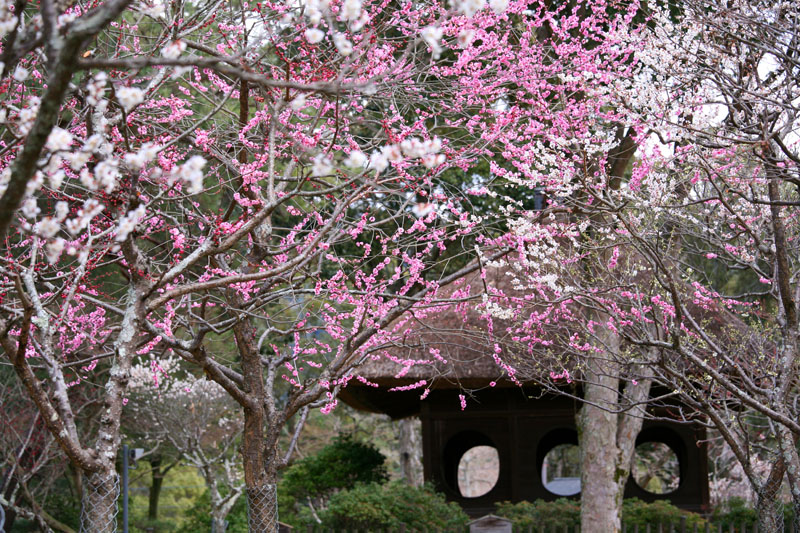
xmin=711 ymin=497 xmax=794 ymax=531
xmin=281 ymin=435 xmax=388 ymax=502
xmin=622 ymin=498 xmax=706 ymax=528
xmin=496 ymin=498 xmax=706 ymax=529
xmin=176 ymin=490 xmax=248 ymax=533
xmin=495 ymin=499 xmax=581 ymax=529
xmin=321 ymin=481 xmax=469 ymax=530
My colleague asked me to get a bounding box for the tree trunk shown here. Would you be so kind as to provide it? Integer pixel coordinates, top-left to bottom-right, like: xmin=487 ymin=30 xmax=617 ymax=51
xmin=212 ymin=514 xmax=228 ymax=533
xmin=80 ymin=471 xmax=119 ymax=533
xmin=579 ymin=375 xmax=622 ymax=533
xmin=148 ymin=455 xmax=165 ymax=523
xmin=245 ymin=477 xmax=278 ymax=533
xmin=397 ymin=417 xmax=423 ymax=487
xmin=756 ymin=490 xmax=785 ymax=532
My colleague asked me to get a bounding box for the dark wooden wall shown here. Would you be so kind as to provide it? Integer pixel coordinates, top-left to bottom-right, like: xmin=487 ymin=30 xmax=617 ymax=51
xmin=419 ymin=388 xmax=710 ymax=517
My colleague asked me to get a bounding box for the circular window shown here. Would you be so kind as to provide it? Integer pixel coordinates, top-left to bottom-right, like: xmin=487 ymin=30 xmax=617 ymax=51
xmin=457 ymin=445 xmax=500 ymax=498
xmin=542 ymin=443 xmax=581 ymax=496
xmin=632 ymin=441 xmax=680 ymax=494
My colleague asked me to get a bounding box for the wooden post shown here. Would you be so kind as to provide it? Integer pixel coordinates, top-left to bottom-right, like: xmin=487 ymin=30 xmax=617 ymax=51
xmin=681 ymin=516 xmax=687 ymax=533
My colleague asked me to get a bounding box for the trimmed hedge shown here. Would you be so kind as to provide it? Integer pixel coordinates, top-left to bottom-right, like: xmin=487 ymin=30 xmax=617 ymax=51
xmin=321 ymin=481 xmax=470 ymax=530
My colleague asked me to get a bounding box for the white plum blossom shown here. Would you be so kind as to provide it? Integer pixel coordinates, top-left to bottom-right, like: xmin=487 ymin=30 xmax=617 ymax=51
xmin=305 ymin=28 xmax=325 ymax=44
xmin=141 ymin=0 xmax=166 ymax=18
xmin=341 ymin=0 xmax=361 ymax=21
xmin=49 ymin=170 xmax=66 ymax=190
xmin=333 ymin=33 xmax=353 ymax=56
xmin=94 ymin=160 xmax=119 ymax=193
xmin=83 ymin=134 xmax=104 ymax=153
xmin=350 ymin=11 xmax=369 ymax=32
xmin=368 ymin=150 xmax=389 ymax=174
xmin=68 ymin=151 xmax=91 ymax=171
xmin=115 ymin=205 xmax=147 ymax=242
xmin=117 ymin=86 xmax=145 ymax=111
xmin=489 ymin=0 xmax=508 ymax=13
xmin=124 ymin=143 xmax=160 ymax=169
xmin=45 ymin=238 xmax=65 ymax=264
xmin=178 ymin=155 xmax=206 ymax=194
xmin=454 ymin=0 xmax=485 ymax=17
xmin=35 ymin=217 xmax=61 ymax=238
xmin=18 ymin=97 xmax=40 ymax=135
xmin=0 ymin=168 xmax=10 ymax=196
xmin=65 ymin=199 xmax=104 ymax=235
xmin=421 ymin=25 xmax=443 ymax=59
xmin=457 ymin=29 xmax=475 ymax=47
xmin=381 ymin=144 xmax=403 ymax=162
xmin=12 ymin=65 xmax=28 ymax=81
xmin=87 ymin=73 xmax=108 ymax=106
xmin=0 ymin=6 xmax=17 ymax=38
xmin=55 ymin=201 xmax=69 ymax=221
xmin=25 ymin=171 xmax=44 ymax=195
xmin=311 ymin=153 xmax=333 ymax=176
xmin=422 ymin=154 xmax=445 ymax=168
xmin=21 ymin=198 xmax=40 ymax=219
xmin=305 ymin=7 xmax=322 ymax=25
xmin=161 ymin=40 xmax=187 ymax=59
xmin=46 ymin=127 xmax=73 ymax=152
xmin=400 ymin=137 xmax=441 ymax=158
xmin=291 ymin=93 xmax=307 ymax=110
xmin=344 ymin=150 xmax=367 ymax=168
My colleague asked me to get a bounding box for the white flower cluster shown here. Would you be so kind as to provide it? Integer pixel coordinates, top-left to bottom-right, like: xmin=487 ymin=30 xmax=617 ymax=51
xmin=421 ymin=25 xmax=443 ymax=59
xmin=161 ymin=39 xmax=187 ymax=59
xmin=45 ymin=238 xmax=65 ymax=264
xmin=0 ymin=168 xmax=10 ymax=197
xmin=302 ymin=0 xmax=366 ymax=49
xmin=305 ymin=28 xmax=325 ymax=43
xmin=344 ymin=149 xmax=367 ymax=168
xmin=368 ymin=137 xmax=444 ymax=173
xmin=0 ymin=2 xmax=17 ymax=39
xmin=457 ymin=29 xmax=475 ymax=47
xmin=489 ymin=0 xmax=508 ymax=13
xmin=302 ymin=0 xmax=328 ymax=27
xmin=312 ymin=153 xmax=333 ymax=176
xmin=87 ymin=72 xmax=108 ymax=108
xmin=333 ymin=32 xmax=353 ymax=55
xmin=46 ymin=127 xmax=73 ymax=152
xmin=117 ymin=86 xmax=145 ymax=111
xmin=65 ymin=199 xmax=105 ymax=235
xmin=123 ymin=143 xmax=160 ymax=170
xmin=33 ymin=202 xmax=68 ymax=241
xmin=140 ymin=0 xmax=166 ymax=18
xmin=16 ymin=97 xmax=41 ymax=135
xmin=21 ymin=197 xmax=40 ymax=219
xmin=453 ymin=0 xmax=484 ymax=17
xmin=451 ymin=0 xmax=506 ymax=17
xmin=175 ymin=155 xmax=206 ymax=194
xmin=12 ymin=65 xmax=28 ymax=81
xmin=341 ymin=0 xmax=361 ymax=20
xmin=115 ymin=204 xmax=147 ymax=242
xmin=290 ymin=93 xmax=307 ymax=110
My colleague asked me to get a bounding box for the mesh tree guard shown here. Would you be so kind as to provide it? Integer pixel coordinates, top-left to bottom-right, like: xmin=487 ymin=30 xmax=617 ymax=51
xmin=247 ymin=483 xmax=278 ymax=533
xmin=80 ymin=472 xmax=119 ymax=533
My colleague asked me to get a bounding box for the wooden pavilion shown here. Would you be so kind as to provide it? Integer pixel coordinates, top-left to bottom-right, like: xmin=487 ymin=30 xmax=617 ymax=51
xmin=339 ymin=269 xmax=711 ymax=517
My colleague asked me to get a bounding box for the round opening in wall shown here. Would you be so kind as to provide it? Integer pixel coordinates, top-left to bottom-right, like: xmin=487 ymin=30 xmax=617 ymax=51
xmin=632 ymin=441 xmax=680 ymax=494
xmin=457 ymin=445 xmax=500 ymax=498
xmin=541 ymin=443 xmax=581 ymax=496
